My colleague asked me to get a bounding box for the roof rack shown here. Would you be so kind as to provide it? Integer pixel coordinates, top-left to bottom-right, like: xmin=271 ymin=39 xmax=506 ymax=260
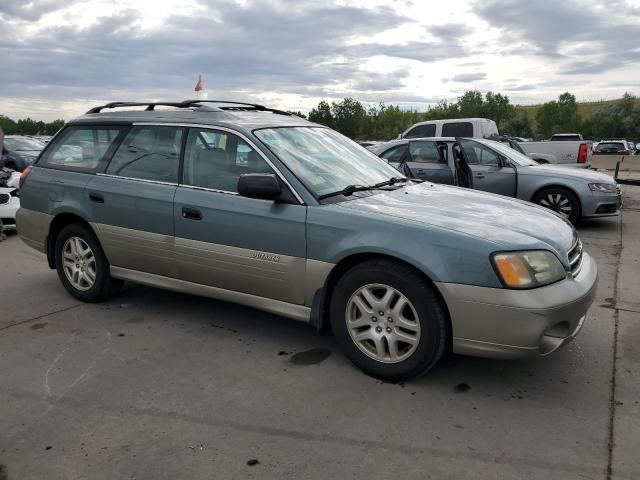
xmin=181 ymin=100 xmax=291 ymax=116
xmin=86 ymin=102 xmax=190 ymax=114
xmin=86 ymin=100 xmax=292 ymax=116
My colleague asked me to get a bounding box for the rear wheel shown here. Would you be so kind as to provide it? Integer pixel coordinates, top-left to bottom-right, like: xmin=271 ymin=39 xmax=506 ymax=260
xmin=54 ymin=224 xmax=122 ymax=302
xmin=533 ymin=187 xmax=580 ymax=224
xmin=330 ymin=259 xmax=448 ymax=381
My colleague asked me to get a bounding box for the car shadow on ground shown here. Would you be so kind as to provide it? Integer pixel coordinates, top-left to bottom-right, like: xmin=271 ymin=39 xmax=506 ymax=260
xmin=101 ymin=283 xmax=590 ymax=397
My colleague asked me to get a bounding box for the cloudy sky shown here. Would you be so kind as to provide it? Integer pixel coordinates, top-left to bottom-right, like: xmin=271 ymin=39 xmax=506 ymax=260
xmin=1 ymin=0 xmax=640 ymax=121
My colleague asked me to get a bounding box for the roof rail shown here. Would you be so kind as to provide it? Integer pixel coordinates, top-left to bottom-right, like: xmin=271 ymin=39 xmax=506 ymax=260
xmin=181 ymin=100 xmax=291 ymax=116
xmin=86 ymin=100 xmax=291 ymax=116
xmin=86 ymin=101 xmax=191 ymax=114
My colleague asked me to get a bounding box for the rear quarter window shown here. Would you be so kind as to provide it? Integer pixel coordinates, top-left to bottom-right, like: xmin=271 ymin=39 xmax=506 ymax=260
xmin=441 ymin=122 xmax=474 ymax=137
xmin=39 ymin=126 xmax=124 ymax=171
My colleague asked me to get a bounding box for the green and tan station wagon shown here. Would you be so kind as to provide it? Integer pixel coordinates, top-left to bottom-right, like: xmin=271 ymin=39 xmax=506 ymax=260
xmin=17 ymin=100 xmax=598 ymax=380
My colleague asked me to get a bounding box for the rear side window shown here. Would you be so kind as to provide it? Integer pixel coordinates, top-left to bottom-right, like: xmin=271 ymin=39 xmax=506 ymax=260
xmin=40 ymin=126 xmax=123 ymax=170
xmin=404 ymin=124 xmax=436 ymax=139
xmin=441 ymin=122 xmax=473 ymax=137
xmin=106 ymin=126 xmax=184 ymax=183
xmin=408 ymin=141 xmax=444 ymax=164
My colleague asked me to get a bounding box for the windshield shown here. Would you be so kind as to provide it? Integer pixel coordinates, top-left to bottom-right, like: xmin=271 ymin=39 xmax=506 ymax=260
xmin=476 ymin=139 xmax=540 ymax=166
xmin=254 ymin=127 xmax=405 ymax=197
xmin=4 ymin=137 xmax=45 ymax=151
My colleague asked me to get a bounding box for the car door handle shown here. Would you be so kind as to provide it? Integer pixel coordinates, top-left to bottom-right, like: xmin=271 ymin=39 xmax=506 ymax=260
xmin=474 ymin=173 xmax=485 ymax=179
xmin=182 ymin=207 xmax=202 ymax=220
xmin=415 ymin=169 xmax=426 ymax=173
xmin=89 ymin=192 xmax=104 ymax=203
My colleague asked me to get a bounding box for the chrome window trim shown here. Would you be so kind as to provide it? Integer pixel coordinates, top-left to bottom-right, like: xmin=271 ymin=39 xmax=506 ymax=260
xmin=96 ymin=173 xmax=178 ymax=187
xmin=132 ymin=122 xmax=306 ymax=205
xmin=178 ymin=184 xmax=239 ymax=196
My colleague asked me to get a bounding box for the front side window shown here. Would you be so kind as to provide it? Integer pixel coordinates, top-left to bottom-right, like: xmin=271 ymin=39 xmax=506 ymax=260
xmin=106 ymin=126 xmax=183 ymax=183
xmin=255 ymin=127 xmax=404 ymax=198
xmin=459 ymin=138 xmax=501 ymax=166
xmin=41 ymin=126 xmax=123 ymax=170
xmin=404 ymin=124 xmax=436 ymax=139
xmin=442 ymin=122 xmax=474 ymax=137
xmin=408 ymin=141 xmax=444 ymax=164
xmin=182 ymin=128 xmax=274 ymax=193
xmin=380 ymin=145 xmax=408 ymax=163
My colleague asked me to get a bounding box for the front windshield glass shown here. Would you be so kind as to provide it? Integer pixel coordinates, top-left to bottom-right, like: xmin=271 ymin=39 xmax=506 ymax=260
xmin=479 ymin=139 xmax=540 ymax=166
xmin=254 ymin=127 xmax=405 ymax=197
xmin=5 ymin=137 xmax=45 ymax=151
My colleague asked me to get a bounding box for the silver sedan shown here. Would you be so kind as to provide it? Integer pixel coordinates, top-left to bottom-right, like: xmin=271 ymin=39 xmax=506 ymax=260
xmin=371 ymin=137 xmax=621 ymax=224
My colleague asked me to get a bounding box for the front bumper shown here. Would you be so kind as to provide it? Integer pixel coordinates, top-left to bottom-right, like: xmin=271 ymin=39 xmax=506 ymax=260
xmin=436 ymin=252 xmax=598 ymax=359
xmin=0 ymin=196 xmax=20 ymax=229
xmin=581 ymin=190 xmax=622 ymax=218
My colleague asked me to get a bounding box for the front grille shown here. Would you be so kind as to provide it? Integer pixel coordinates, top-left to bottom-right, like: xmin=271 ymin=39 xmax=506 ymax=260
xmin=568 ymin=238 xmax=583 ymax=276
xmin=0 ymin=193 xmax=10 ymax=205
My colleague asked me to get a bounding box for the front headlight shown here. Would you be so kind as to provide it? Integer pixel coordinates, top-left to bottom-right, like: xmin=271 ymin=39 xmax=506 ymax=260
xmin=589 ymin=183 xmax=617 ymax=193
xmin=492 ymin=251 xmax=566 ymax=289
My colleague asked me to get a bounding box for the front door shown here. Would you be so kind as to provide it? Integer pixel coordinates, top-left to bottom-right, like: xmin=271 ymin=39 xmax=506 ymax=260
xmin=84 ymin=125 xmax=184 ymax=278
xmin=173 ymin=127 xmax=307 ymax=305
xmin=457 ymin=138 xmax=516 ymax=197
xmin=405 ymin=140 xmax=455 ymax=184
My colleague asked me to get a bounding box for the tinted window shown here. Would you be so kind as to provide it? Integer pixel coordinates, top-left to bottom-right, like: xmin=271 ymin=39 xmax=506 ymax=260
xmin=182 ymin=128 xmax=274 ymax=193
xmin=380 ymin=145 xmax=408 ymax=162
xmin=459 ymin=139 xmax=500 ymax=165
xmin=106 ymin=126 xmax=183 ymax=183
xmin=408 ymin=141 xmax=444 ymax=164
xmin=41 ymin=127 xmax=123 ymax=170
xmin=597 ymin=142 xmax=624 ymax=150
xmin=404 ymin=124 xmax=436 ymax=139
xmin=441 ymin=122 xmax=474 ymax=137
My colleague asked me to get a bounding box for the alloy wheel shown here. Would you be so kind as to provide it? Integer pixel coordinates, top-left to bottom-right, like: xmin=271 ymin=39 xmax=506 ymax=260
xmin=346 ymin=283 xmax=421 ymax=363
xmin=62 ymin=236 xmax=97 ymax=291
xmin=539 ymin=193 xmax=573 ymax=218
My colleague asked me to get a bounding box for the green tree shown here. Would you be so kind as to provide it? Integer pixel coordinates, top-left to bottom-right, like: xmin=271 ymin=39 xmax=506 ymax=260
xmin=535 ymin=92 xmax=581 ymax=138
xmin=308 ymin=101 xmax=333 ymax=128
xmin=0 ymin=115 xmax=17 ymax=134
xmin=504 ymin=110 xmax=534 ymax=139
xmin=484 ymin=92 xmax=515 ymax=130
xmin=330 ymin=98 xmax=367 ymax=139
xmin=456 ymin=90 xmax=485 ymax=118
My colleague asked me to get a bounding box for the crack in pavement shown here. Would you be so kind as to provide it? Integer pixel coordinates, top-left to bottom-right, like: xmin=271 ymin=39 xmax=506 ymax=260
xmin=606 ymin=199 xmax=624 ymax=480
xmin=0 ymin=303 xmax=84 ymax=332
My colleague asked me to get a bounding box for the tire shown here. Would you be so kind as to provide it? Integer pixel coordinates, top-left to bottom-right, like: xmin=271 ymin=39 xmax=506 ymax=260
xmin=330 ymin=259 xmax=448 ymax=381
xmin=532 ymin=187 xmax=581 ymax=224
xmin=54 ymin=223 xmax=122 ymax=302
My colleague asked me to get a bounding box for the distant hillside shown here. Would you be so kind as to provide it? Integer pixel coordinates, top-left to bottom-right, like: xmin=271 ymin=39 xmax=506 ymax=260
xmin=518 ymin=98 xmax=640 ymax=119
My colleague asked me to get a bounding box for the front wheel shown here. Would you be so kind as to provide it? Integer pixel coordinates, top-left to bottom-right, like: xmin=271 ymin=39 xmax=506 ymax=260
xmin=532 ymin=187 xmax=581 ymax=224
xmin=54 ymin=224 xmax=122 ymax=302
xmin=330 ymin=260 xmax=448 ymax=381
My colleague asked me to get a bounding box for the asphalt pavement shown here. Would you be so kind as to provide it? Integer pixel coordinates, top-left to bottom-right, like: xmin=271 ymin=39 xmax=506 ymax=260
xmin=1 ymin=187 xmax=639 ymax=480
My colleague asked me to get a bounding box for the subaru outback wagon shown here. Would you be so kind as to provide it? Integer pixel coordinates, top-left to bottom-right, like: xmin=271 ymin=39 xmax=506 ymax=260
xmin=17 ymin=100 xmax=598 ymax=380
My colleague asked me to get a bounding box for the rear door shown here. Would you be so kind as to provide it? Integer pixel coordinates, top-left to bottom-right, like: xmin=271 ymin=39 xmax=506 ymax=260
xmin=457 ymin=138 xmax=516 ymax=197
xmin=173 ymin=127 xmax=307 ymax=305
xmin=84 ymin=125 xmax=184 ymax=278
xmin=405 ymin=140 xmax=454 ymax=184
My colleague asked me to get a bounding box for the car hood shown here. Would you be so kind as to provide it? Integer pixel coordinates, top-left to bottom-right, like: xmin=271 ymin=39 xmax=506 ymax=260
xmin=522 ymin=164 xmax=615 ymax=183
xmin=336 ymin=182 xmax=576 ymax=258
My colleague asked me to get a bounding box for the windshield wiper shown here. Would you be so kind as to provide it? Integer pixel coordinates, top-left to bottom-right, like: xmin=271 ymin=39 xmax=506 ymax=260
xmin=318 ymin=177 xmax=409 ymax=200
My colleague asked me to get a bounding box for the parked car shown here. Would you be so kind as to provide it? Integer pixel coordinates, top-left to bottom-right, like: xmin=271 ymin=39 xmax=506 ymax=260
xmin=18 ymin=100 xmax=597 ymax=380
xmin=372 ymin=137 xmax=621 ymax=224
xmin=518 ymin=137 xmax=592 ymax=167
xmin=594 ymin=140 xmax=633 ymax=155
xmin=0 ymin=187 xmax=20 ymax=230
xmin=400 ymin=118 xmax=499 ymax=140
xmin=1 ymin=136 xmax=45 ymax=171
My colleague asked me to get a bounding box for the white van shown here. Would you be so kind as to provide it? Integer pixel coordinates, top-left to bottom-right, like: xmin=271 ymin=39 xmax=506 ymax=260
xmin=401 ymin=118 xmax=499 ymax=139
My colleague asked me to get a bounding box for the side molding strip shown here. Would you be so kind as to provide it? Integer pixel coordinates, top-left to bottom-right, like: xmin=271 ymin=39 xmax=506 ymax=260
xmin=110 ymin=266 xmax=312 ymax=323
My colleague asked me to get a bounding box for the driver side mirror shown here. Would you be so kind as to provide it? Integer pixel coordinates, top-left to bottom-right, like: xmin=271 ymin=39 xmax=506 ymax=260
xmin=238 ymin=173 xmax=281 ymax=201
